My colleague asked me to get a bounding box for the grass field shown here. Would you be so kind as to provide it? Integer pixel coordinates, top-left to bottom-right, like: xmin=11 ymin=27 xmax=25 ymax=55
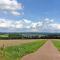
xmin=52 ymin=40 xmax=60 ymax=51
xmin=0 ymin=39 xmax=40 ymax=47
xmin=0 ymin=40 xmax=46 ymax=60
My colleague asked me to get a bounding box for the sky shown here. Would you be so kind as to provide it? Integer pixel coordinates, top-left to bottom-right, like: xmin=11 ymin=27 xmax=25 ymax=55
xmin=0 ymin=0 xmax=60 ymax=32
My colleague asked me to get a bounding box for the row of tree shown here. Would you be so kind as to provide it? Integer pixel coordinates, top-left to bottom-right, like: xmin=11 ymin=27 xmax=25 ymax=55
xmin=0 ymin=33 xmax=60 ymax=39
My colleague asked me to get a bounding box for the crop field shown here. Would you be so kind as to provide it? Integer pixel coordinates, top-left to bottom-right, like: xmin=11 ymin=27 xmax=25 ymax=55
xmin=52 ymin=40 xmax=60 ymax=51
xmin=0 ymin=39 xmax=46 ymax=60
xmin=0 ymin=39 xmax=40 ymax=47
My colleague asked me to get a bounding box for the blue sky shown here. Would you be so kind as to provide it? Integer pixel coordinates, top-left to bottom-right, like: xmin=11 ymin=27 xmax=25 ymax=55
xmin=20 ymin=0 xmax=60 ymax=22
xmin=0 ymin=0 xmax=60 ymax=32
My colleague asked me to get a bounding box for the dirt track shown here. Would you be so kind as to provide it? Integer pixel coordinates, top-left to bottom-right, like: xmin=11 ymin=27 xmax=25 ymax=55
xmin=22 ymin=40 xmax=60 ymax=60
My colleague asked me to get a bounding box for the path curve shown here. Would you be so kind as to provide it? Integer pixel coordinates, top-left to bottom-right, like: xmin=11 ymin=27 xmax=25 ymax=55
xmin=21 ymin=40 xmax=60 ymax=60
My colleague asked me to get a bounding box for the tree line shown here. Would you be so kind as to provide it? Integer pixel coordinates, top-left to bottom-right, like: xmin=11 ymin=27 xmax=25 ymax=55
xmin=0 ymin=33 xmax=60 ymax=39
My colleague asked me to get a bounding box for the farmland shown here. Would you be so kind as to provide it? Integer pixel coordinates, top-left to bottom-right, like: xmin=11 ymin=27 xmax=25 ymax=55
xmin=0 ymin=39 xmax=39 ymax=47
xmin=0 ymin=32 xmax=60 ymax=60
xmin=52 ymin=40 xmax=60 ymax=51
xmin=0 ymin=40 xmax=46 ymax=60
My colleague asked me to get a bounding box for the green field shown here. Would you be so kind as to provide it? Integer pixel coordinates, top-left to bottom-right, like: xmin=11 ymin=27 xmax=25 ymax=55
xmin=52 ymin=40 xmax=60 ymax=51
xmin=0 ymin=40 xmax=46 ymax=60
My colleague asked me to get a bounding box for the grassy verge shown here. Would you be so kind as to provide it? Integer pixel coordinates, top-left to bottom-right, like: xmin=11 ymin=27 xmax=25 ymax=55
xmin=52 ymin=40 xmax=60 ymax=51
xmin=0 ymin=40 xmax=46 ymax=60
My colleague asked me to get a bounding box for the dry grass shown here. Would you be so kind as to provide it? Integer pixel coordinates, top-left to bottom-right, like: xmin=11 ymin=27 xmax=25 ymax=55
xmin=0 ymin=39 xmax=40 ymax=47
xmin=0 ymin=40 xmax=46 ymax=60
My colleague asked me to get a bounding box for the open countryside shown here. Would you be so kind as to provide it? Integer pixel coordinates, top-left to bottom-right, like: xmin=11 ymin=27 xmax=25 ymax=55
xmin=0 ymin=39 xmax=60 ymax=60
xmin=0 ymin=33 xmax=60 ymax=60
xmin=0 ymin=0 xmax=60 ymax=60
xmin=0 ymin=39 xmax=46 ymax=60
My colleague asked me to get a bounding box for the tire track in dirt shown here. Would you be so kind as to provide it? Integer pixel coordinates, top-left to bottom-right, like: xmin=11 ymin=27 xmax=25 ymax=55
xmin=22 ymin=40 xmax=60 ymax=60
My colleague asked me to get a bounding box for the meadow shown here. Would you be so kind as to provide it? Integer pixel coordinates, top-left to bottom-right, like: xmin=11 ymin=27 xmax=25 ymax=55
xmin=0 ymin=40 xmax=46 ymax=60
xmin=52 ymin=40 xmax=60 ymax=51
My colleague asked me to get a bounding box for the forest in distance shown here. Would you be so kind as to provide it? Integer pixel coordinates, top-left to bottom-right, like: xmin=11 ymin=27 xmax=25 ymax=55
xmin=0 ymin=32 xmax=60 ymax=39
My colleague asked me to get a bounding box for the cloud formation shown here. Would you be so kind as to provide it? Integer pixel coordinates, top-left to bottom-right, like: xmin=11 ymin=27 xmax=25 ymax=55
xmin=0 ymin=0 xmax=23 ymax=16
xmin=0 ymin=18 xmax=60 ymax=32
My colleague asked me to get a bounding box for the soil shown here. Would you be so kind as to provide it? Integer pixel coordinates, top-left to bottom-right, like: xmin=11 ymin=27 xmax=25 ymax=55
xmin=22 ymin=40 xmax=60 ymax=60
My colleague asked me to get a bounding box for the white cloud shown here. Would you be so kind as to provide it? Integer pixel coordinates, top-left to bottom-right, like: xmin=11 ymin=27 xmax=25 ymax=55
xmin=11 ymin=11 xmax=21 ymax=16
xmin=50 ymin=23 xmax=60 ymax=30
xmin=0 ymin=18 xmax=60 ymax=32
xmin=23 ymin=19 xmax=31 ymax=23
xmin=0 ymin=0 xmax=23 ymax=16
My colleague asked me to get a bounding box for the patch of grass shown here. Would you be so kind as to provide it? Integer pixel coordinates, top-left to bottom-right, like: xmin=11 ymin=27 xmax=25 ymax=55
xmin=0 ymin=34 xmax=8 ymax=37
xmin=0 ymin=40 xmax=46 ymax=60
xmin=52 ymin=40 xmax=60 ymax=51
